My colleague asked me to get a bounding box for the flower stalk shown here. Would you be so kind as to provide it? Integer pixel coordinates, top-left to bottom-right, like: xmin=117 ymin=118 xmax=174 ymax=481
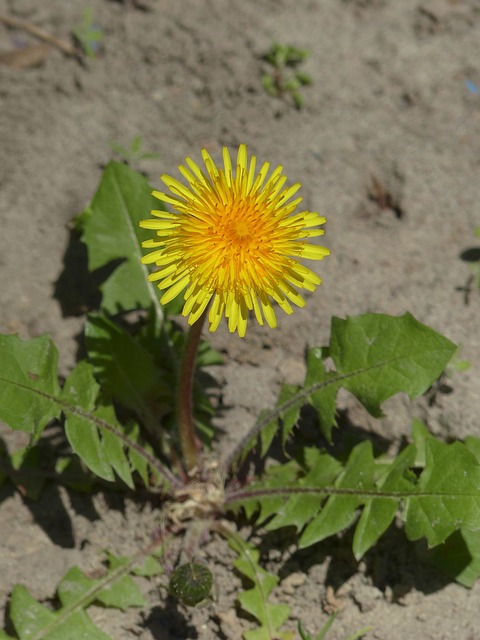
xmin=177 ymin=309 xmax=208 ymax=472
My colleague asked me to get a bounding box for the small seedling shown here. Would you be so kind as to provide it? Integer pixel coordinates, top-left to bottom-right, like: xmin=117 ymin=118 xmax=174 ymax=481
xmin=298 ymin=614 xmax=373 ymax=640
xmin=262 ymin=42 xmax=312 ymax=108
xmin=72 ymin=7 xmax=104 ymax=58
xmin=109 ymin=134 xmax=160 ymax=168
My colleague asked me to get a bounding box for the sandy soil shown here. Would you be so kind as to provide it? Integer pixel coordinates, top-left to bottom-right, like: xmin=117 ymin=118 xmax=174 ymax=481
xmin=1 ymin=0 xmax=480 ymax=638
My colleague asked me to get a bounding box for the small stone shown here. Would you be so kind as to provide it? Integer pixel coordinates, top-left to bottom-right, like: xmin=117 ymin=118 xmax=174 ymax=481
xmin=279 ymin=356 xmax=306 ymax=386
xmin=351 ymin=584 xmax=383 ymax=613
xmin=217 ymin=610 xmax=243 ymax=640
xmin=281 ymin=572 xmax=306 ymax=594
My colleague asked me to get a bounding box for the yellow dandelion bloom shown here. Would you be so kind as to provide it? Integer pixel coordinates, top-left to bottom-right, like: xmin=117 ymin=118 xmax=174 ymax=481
xmin=140 ymin=144 xmax=329 ymax=337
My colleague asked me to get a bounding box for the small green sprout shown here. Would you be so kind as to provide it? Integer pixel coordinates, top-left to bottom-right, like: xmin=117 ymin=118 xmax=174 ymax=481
xmin=298 ymin=614 xmax=373 ymax=640
xmin=72 ymin=7 xmax=104 ymax=58
xmin=447 ymin=350 xmax=471 ymax=375
xmin=110 ymin=134 xmax=160 ymax=168
xmin=261 ymin=42 xmax=312 ymax=108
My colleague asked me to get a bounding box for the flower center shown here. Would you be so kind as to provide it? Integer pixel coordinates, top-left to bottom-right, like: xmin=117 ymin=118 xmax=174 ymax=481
xmin=216 ymin=196 xmax=262 ymax=253
xmin=231 ymin=218 xmax=252 ymax=241
xmin=178 ymin=178 xmax=285 ymax=294
xmin=219 ymin=220 xmax=260 ymax=271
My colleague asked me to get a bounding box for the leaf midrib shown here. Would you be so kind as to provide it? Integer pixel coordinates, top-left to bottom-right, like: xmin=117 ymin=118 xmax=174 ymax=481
xmin=109 ymin=167 xmax=164 ymax=319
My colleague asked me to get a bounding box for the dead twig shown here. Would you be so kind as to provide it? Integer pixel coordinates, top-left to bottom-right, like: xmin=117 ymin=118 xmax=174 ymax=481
xmin=0 ymin=13 xmax=78 ymax=57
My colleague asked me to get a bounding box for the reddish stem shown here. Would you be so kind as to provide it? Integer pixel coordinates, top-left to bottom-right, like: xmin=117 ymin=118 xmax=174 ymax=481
xmin=177 ymin=308 xmax=208 ymax=472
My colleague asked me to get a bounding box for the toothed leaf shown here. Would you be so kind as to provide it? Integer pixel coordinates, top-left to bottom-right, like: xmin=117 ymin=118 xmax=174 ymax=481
xmin=75 ymin=161 xmax=164 ymax=316
xmin=226 ymin=428 xmax=480 ymax=561
xmin=404 ymin=439 xmax=480 ymax=546
xmin=85 ymin=313 xmax=160 ymax=428
xmin=9 ymin=584 xmax=112 ymax=640
xmin=431 ymin=528 xmax=480 ymax=587
xmin=0 ymin=334 xmax=61 ymax=439
xmin=229 ymin=536 xmax=291 ymax=640
xmin=230 ymin=313 xmax=455 ymax=466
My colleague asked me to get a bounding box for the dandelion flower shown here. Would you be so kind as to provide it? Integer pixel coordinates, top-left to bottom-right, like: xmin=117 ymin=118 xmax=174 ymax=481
xmin=140 ymin=144 xmax=329 ymax=337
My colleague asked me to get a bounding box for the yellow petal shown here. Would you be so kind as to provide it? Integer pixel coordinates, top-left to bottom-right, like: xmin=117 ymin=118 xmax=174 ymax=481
xmin=160 ymin=275 xmax=190 ymax=304
xmin=299 ymin=244 xmax=331 ymax=260
xmin=223 ymin=147 xmax=233 ymax=187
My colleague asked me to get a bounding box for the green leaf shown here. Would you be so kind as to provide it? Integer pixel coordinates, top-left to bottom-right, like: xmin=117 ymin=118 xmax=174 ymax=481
xmin=123 ymin=422 xmax=152 ymax=487
xmin=224 ymin=313 xmax=455 ymax=470
xmin=0 ymin=334 xmax=61 ymax=439
xmin=464 ymin=435 xmax=480 ymax=463
xmin=278 ymin=384 xmax=302 ymax=448
xmin=75 ymin=161 xmax=163 ymax=317
xmin=134 ymin=314 xmax=220 ymax=449
xmin=232 ymin=460 xmax=301 ymax=524
xmin=431 ymin=528 xmax=480 ymax=587
xmin=10 ymin=585 xmax=56 ymax=637
xmin=227 ymin=534 xmax=291 ymax=640
xmin=304 ymin=347 xmax=337 ymax=440
xmin=97 ymin=551 xmax=147 ymax=610
xmin=352 ymin=444 xmax=416 ymax=559
xmin=254 ymin=385 xmax=301 ymax=459
xmin=58 ymin=562 xmax=145 ymax=611
xmin=309 ymin=312 xmax=456 ymax=441
xmin=95 ymin=404 xmax=134 ymax=488
xmin=298 ymin=614 xmax=337 ymax=640
xmin=0 ymin=439 xmax=94 ymax=498
xmin=9 ymin=445 xmax=47 ymax=499
xmin=132 ymin=555 xmax=163 ymax=577
xmin=109 ymin=141 xmax=129 ymax=157
xmin=130 ymin=134 xmax=142 ymax=154
xmin=55 ymin=456 xmax=95 ymax=492
xmin=62 ymin=362 xmax=115 ymax=482
xmin=404 ymin=439 xmax=480 ymax=546
xmin=85 ymin=313 xmax=161 ymax=430
xmin=9 ymin=584 xmax=112 ymax=640
xmin=227 ymin=426 xmax=480 ymax=559
xmin=300 ymin=442 xmax=376 ymax=548
xmin=329 ymin=313 xmax=456 ymax=418
xmin=265 ymin=451 xmax=341 ymax=532
xmin=62 ymin=361 xmax=172 ymax=489
xmin=410 ymin=418 xmax=432 ymax=466
xmin=7 ymin=549 xmax=158 ymax=639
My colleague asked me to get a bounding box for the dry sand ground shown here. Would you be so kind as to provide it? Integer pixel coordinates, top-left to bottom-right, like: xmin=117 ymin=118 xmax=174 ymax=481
xmin=1 ymin=0 xmax=480 ymax=638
